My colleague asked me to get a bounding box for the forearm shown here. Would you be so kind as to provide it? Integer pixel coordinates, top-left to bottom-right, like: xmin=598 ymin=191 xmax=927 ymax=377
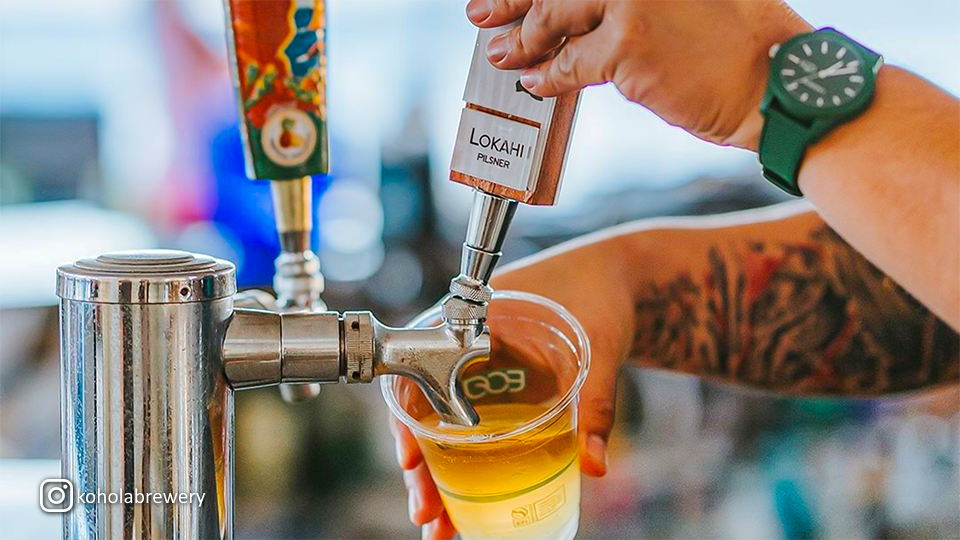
xmin=799 ymin=66 xmax=960 ymax=330
xmin=616 ymin=205 xmax=959 ymax=396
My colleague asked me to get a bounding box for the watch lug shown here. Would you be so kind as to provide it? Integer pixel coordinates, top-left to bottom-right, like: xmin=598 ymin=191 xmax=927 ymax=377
xmin=873 ymin=55 xmax=884 ymax=74
xmin=759 ymin=90 xmax=777 ymax=114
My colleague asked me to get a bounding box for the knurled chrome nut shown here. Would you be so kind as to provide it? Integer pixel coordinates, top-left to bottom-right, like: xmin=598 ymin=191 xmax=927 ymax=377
xmin=275 ymin=251 xmax=321 ymax=275
xmin=274 ymin=274 xmax=324 ymax=300
xmin=343 ymin=312 xmax=374 ymax=383
xmin=448 ymin=276 xmax=492 ymax=304
xmin=441 ymin=297 xmax=487 ymax=323
xmin=273 ymin=251 xmax=324 ymax=301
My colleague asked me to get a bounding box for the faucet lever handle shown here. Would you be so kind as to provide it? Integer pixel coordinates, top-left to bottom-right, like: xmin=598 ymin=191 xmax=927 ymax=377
xmin=372 ymin=319 xmax=490 ymax=427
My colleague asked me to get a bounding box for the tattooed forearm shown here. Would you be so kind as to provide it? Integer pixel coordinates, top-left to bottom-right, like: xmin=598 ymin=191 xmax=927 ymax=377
xmin=630 ymin=226 xmax=959 ymax=395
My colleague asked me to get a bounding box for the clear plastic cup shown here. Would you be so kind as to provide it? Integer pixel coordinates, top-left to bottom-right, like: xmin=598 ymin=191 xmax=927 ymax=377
xmin=382 ymin=291 xmax=591 ymax=540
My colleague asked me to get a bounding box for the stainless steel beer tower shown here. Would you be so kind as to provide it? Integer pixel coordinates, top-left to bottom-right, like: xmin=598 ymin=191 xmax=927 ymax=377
xmin=58 ymin=251 xmax=236 ymax=539
xmin=57 ymin=249 xmax=489 ymax=539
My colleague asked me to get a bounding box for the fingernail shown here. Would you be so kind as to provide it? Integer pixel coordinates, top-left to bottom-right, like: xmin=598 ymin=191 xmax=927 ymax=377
xmin=486 ymin=35 xmax=508 ymax=64
xmin=587 ymin=434 xmax=607 ymax=471
xmin=395 ymin=440 xmax=406 ymax=466
xmin=408 ymin=490 xmax=422 ymax=523
xmin=520 ymin=71 xmax=540 ymax=90
xmin=420 ymin=521 xmax=436 ymax=540
xmin=466 ymin=0 xmax=491 ymax=23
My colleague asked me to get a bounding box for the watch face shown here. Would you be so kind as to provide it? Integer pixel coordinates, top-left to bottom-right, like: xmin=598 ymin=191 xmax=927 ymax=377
xmin=777 ymin=35 xmax=869 ymax=113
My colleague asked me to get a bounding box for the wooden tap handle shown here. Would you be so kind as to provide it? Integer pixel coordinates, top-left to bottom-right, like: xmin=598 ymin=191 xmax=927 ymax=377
xmin=449 ymin=24 xmax=581 ymax=206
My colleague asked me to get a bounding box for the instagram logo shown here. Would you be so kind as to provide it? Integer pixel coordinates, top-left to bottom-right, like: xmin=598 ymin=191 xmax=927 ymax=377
xmin=40 ymin=479 xmax=74 ymax=513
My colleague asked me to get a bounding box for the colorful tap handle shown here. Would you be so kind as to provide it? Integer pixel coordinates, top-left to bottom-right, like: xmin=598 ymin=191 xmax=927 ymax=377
xmin=223 ymin=0 xmax=329 ymax=181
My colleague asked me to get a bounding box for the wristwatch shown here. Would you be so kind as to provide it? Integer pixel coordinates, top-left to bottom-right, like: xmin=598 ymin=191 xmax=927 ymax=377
xmin=759 ymin=28 xmax=883 ymax=196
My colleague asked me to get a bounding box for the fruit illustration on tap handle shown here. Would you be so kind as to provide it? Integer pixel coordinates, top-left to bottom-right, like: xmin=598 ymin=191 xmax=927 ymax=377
xmin=279 ymin=118 xmax=303 ymax=149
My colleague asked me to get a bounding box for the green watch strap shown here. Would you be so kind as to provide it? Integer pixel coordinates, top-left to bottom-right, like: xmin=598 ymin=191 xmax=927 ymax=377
xmin=759 ymin=105 xmax=812 ymax=197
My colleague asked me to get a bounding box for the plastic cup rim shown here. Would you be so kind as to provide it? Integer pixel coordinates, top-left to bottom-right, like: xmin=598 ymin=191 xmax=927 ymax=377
xmin=380 ymin=290 xmax=592 ymax=444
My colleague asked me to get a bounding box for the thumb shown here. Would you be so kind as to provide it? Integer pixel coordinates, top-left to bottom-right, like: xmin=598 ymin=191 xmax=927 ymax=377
xmin=576 ymin=348 xmax=622 ymax=477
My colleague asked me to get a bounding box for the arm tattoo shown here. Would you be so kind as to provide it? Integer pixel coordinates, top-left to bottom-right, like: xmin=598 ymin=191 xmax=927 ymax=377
xmin=630 ymin=226 xmax=959 ymax=395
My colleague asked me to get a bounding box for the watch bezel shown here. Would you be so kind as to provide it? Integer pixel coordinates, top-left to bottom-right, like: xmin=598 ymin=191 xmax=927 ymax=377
xmin=767 ymin=30 xmax=876 ymax=121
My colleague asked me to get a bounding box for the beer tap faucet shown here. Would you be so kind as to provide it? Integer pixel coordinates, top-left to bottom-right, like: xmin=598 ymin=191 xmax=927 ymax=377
xmin=222 ymin=0 xmax=494 ymax=424
xmin=54 ymin=10 xmax=584 ymax=540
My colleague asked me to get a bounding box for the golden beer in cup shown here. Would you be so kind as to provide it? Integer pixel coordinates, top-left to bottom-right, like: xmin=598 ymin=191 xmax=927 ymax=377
xmin=382 ymin=291 xmax=591 ymax=540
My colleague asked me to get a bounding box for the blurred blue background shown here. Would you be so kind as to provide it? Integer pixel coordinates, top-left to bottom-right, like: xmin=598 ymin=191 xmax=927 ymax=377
xmin=0 ymin=1 xmax=957 ymax=539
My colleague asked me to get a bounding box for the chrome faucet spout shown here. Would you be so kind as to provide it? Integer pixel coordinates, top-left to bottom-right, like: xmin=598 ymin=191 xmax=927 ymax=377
xmin=373 ymin=321 xmax=489 ymax=426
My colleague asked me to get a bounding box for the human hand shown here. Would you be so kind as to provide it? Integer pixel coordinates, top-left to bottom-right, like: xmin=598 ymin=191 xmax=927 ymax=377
xmin=390 ymin=238 xmax=635 ymax=539
xmin=465 ymin=0 xmax=812 ymax=150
